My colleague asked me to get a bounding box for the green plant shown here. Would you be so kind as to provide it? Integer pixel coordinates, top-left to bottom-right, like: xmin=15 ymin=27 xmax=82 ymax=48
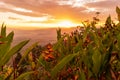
xmin=0 ymin=24 xmax=29 ymax=79
xmin=1 ymin=6 xmax=120 ymax=80
xmin=46 ymin=6 xmax=120 ymax=80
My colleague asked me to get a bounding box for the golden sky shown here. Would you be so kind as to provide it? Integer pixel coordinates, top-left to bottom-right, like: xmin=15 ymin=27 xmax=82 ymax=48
xmin=0 ymin=0 xmax=120 ymax=28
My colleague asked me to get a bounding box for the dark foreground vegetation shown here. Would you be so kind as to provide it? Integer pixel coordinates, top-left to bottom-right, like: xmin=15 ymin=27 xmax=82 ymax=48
xmin=1 ymin=7 xmax=120 ymax=80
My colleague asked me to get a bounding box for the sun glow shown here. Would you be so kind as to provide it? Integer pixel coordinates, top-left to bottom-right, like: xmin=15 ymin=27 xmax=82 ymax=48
xmin=57 ymin=20 xmax=77 ymax=28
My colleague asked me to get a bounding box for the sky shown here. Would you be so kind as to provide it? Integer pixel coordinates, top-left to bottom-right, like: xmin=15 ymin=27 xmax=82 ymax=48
xmin=0 ymin=0 xmax=120 ymax=29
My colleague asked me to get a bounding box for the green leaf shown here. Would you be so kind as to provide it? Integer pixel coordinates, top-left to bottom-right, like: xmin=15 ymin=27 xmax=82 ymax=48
xmin=73 ymin=39 xmax=83 ymax=53
xmin=6 ymin=31 xmax=14 ymax=43
xmin=83 ymin=26 xmax=90 ymax=42
xmin=100 ymin=42 xmax=113 ymax=74
xmin=57 ymin=28 xmax=61 ymax=40
xmin=0 ymin=40 xmax=29 ymax=66
xmin=16 ymin=71 xmax=34 ymax=80
xmin=79 ymin=70 xmax=86 ymax=80
xmin=4 ymin=31 xmax=14 ymax=52
xmin=0 ymin=44 xmax=10 ymax=60
xmin=37 ymin=55 xmax=44 ymax=66
xmin=0 ymin=32 xmax=14 ymax=60
xmin=0 ymin=25 xmax=13 ymax=55
xmin=1 ymin=23 xmax=6 ymax=37
xmin=116 ymin=6 xmax=120 ymax=21
xmin=53 ymin=35 xmax=66 ymax=50
xmin=117 ymin=33 xmax=120 ymax=48
xmin=116 ymin=6 xmax=120 ymax=13
xmin=18 ymin=42 xmax=38 ymax=66
xmin=51 ymin=53 xmax=78 ymax=77
xmin=105 ymin=16 xmax=111 ymax=25
xmin=0 ymin=77 xmax=3 ymax=80
xmin=92 ymin=48 xmax=101 ymax=75
xmin=90 ymin=31 xmax=100 ymax=47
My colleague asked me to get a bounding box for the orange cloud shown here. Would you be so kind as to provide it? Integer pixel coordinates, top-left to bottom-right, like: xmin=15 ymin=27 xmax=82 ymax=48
xmin=0 ymin=0 xmax=120 ymax=28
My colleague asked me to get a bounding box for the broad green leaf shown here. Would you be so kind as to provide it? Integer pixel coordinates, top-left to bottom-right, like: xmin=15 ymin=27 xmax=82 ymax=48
xmin=16 ymin=71 xmax=34 ymax=80
xmin=92 ymin=48 xmax=101 ymax=75
xmin=6 ymin=31 xmax=14 ymax=43
xmin=0 ymin=25 xmax=14 ymax=68
xmin=0 ymin=43 xmax=10 ymax=60
xmin=0 ymin=31 xmax=14 ymax=58
xmin=0 ymin=40 xmax=29 ymax=66
xmin=51 ymin=53 xmax=79 ymax=77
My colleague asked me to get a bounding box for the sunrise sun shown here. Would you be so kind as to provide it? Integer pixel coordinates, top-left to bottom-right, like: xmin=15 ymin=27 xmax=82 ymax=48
xmin=57 ymin=20 xmax=77 ymax=28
